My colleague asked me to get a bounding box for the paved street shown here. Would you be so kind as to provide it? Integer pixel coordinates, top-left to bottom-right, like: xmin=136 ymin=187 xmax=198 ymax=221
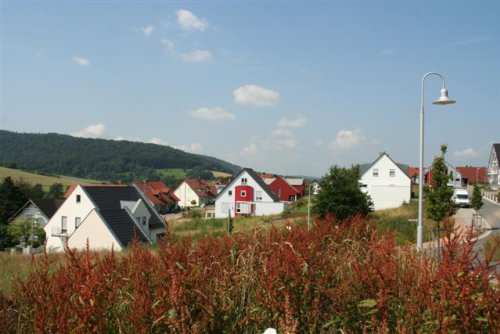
xmin=474 ymin=199 xmax=500 ymax=267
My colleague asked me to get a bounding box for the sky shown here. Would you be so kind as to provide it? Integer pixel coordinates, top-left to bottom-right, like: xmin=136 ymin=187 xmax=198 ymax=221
xmin=1 ymin=0 xmax=499 ymax=177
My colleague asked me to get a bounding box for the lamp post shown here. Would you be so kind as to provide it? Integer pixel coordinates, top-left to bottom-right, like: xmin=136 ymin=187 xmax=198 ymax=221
xmin=307 ymin=182 xmax=314 ymax=230
xmin=417 ymin=72 xmax=456 ymax=251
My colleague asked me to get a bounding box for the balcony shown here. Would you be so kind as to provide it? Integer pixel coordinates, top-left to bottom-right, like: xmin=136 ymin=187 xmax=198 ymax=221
xmin=51 ymin=226 xmax=68 ymax=237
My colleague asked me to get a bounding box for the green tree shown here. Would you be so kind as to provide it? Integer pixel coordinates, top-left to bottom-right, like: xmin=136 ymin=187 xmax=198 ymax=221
xmin=0 ymin=177 xmax=28 ymax=224
xmin=7 ymin=219 xmax=46 ymax=248
xmin=426 ymin=145 xmax=455 ymax=223
xmin=46 ymin=183 xmax=64 ymax=199
xmin=426 ymin=145 xmax=455 ymax=261
xmin=471 ymin=184 xmax=483 ymax=211
xmin=314 ymin=165 xmax=373 ymax=221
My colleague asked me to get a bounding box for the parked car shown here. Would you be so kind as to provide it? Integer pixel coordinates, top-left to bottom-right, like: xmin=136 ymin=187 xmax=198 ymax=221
xmin=452 ymin=189 xmax=470 ymax=208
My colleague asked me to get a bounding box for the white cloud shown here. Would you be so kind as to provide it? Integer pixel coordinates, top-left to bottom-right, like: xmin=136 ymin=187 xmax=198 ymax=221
xmin=271 ymin=128 xmax=292 ymax=138
xmin=72 ymin=124 xmax=105 ymax=138
xmin=314 ymin=140 xmax=323 ymax=147
xmin=180 ymin=49 xmax=212 ymax=63
xmin=141 ymin=25 xmax=155 ymax=36
xmin=176 ymin=9 xmax=208 ymax=31
xmin=241 ymin=141 xmax=258 ymax=157
xmin=379 ymin=48 xmax=394 ymax=56
xmin=162 ymin=39 xmax=176 ymax=53
xmin=454 ymin=36 xmax=489 ymax=46
xmin=176 ymin=143 xmax=203 ymax=153
xmin=72 ymin=56 xmax=90 ymax=67
xmin=330 ymin=129 xmax=365 ymax=150
xmin=149 ymin=137 xmax=169 ymax=146
xmin=190 ymin=107 xmax=235 ymax=121
xmin=233 ymin=85 xmax=280 ymax=107
xmin=277 ymin=116 xmax=306 ymax=128
xmin=453 ymin=148 xmax=478 ymax=158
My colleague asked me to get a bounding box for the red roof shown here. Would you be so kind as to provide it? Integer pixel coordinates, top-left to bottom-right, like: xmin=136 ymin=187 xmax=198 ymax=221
xmin=184 ymin=179 xmax=217 ymax=198
xmin=456 ymin=167 xmax=488 ymax=183
xmin=134 ymin=181 xmax=179 ymax=204
xmin=408 ymin=167 xmax=420 ymax=179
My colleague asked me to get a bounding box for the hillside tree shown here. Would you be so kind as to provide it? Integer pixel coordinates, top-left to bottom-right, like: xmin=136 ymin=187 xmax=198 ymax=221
xmin=314 ymin=165 xmax=373 ymax=221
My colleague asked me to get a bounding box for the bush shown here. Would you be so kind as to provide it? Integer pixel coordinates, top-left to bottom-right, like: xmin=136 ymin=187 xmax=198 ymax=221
xmin=1 ymin=217 xmax=498 ymax=333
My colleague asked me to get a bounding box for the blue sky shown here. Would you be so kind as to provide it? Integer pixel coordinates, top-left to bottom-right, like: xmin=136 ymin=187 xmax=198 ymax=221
xmin=1 ymin=1 xmax=499 ymax=177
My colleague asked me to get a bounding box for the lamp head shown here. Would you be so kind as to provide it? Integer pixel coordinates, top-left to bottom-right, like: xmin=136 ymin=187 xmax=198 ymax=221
xmin=433 ymin=88 xmax=456 ymax=105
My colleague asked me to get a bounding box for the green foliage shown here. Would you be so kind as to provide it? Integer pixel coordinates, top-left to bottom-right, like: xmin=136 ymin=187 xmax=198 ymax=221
xmin=46 ymin=183 xmax=64 ymax=199
xmin=314 ymin=165 xmax=373 ymax=220
xmin=7 ymin=219 xmax=46 ymax=248
xmin=0 ymin=130 xmax=239 ymax=182
xmin=426 ymin=145 xmax=455 ymax=223
xmin=0 ymin=177 xmax=28 ymax=225
xmin=186 ymin=166 xmax=214 ymax=180
xmin=471 ymin=184 xmax=484 ymax=211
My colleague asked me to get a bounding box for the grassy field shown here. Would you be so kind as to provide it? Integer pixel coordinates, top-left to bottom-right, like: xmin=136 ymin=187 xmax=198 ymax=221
xmin=155 ymin=168 xmax=187 ymax=179
xmin=0 ymin=167 xmax=100 ymax=187
xmin=372 ymin=200 xmax=436 ymax=244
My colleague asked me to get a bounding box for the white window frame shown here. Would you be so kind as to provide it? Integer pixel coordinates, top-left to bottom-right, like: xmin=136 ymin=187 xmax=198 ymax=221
xmin=256 ymin=191 xmax=263 ymax=201
xmin=389 ymin=169 xmax=395 ymax=177
xmin=61 ymin=216 xmax=68 ymax=233
xmin=241 ymin=190 xmax=246 ymax=197
xmin=373 ymin=169 xmax=379 ymax=177
xmin=75 ymin=217 xmax=81 ymax=228
xmin=241 ymin=178 xmax=247 ymax=185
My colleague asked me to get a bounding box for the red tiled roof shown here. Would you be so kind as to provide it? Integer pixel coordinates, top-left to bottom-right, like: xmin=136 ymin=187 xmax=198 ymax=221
xmin=185 ymin=179 xmax=217 ymax=198
xmin=408 ymin=167 xmax=419 ymax=178
xmin=456 ymin=167 xmax=488 ymax=183
xmin=134 ymin=181 xmax=179 ymax=205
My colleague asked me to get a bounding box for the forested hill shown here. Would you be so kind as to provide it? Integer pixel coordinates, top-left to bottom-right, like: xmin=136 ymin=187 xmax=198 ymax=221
xmin=0 ymin=130 xmax=240 ymax=182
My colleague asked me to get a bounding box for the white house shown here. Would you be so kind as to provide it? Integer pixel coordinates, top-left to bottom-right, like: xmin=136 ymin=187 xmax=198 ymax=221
xmin=488 ymin=143 xmax=500 ymax=189
xmin=9 ymin=198 xmax=64 ymax=227
xmin=359 ymin=152 xmax=411 ymax=210
xmin=215 ymin=168 xmax=287 ymax=218
xmin=173 ymin=179 xmax=217 ymax=208
xmin=44 ymin=185 xmax=166 ymax=252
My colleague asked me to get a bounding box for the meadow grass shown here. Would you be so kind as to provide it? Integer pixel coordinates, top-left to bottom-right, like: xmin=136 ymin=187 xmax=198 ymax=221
xmin=0 ymin=167 xmax=100 ymax=187
xmin=155 ymin=168 xmax=187 ymax=179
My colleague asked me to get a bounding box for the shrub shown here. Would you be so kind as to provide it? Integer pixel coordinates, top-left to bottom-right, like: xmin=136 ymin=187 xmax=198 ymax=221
xmin=0 ymin=217 xmax=498 ymax=333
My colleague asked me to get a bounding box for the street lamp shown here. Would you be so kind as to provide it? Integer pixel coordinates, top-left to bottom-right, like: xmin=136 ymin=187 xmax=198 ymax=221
xmin=417 ymin=72 xmax=456 ymax=251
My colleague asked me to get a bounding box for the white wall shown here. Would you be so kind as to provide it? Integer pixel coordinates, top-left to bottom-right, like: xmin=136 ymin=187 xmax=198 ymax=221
xmin=215 ymin=170 xmax=284 ymax=218
xmin=360 ymin=155 xmax=411 ymax=210
xmin=68 ymin=210 xmax=123 ymax=251
xmin=45 ymin=185 xmax=95 ymax=252
xmin=174 ymin=182 xmax=199 ymax=208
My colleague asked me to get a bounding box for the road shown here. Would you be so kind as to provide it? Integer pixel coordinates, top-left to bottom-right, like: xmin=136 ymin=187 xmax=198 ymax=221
xmin=475 ymin=199 xmax=500 ymax=270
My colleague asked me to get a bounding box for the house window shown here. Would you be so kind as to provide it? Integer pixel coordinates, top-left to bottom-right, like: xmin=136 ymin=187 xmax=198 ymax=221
xmin=241 ymin=190 xmax=246 ymax=197
xmin=228 ymin=190 xmax=233 ymax=196
xmin=389 ymin=169 xmax=395 ymax=177
xmin=75 ymin=217 xmax=81 ymax=228
xmin=76 ymin=194 xmax=81 ymax=203
xmin=241 ymin=178 xmax=247 ymax=185
xmin=256 ymin=191 xmax=262 ymax=201
xmin=141 ymin=216 xmax=147 ymax=226
xmin=373 ymin=169 xmax=379 ymax=177
xmin=61 ymin=216 xmax=67 ymax=233
xmin=236 ymin=202 xmax=241 ymax=213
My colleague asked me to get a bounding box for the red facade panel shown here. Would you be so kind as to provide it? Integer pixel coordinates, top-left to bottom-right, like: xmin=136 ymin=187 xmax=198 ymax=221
xmin=235 ymin=185 xmax=254 ymax=216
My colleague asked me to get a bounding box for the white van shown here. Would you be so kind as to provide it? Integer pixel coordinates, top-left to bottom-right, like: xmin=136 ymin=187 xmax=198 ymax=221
xmin=452 ymin=189 xmax=470 ymax=208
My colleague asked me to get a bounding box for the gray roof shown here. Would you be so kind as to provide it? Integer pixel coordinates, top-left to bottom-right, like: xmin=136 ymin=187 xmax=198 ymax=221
xmin=32 ymin=198 xmax=65 ymax=219
xmin=83 ymin=186 xmax=165 ymax=247
xmin=494 ymin=144 xmax=500 ymax=164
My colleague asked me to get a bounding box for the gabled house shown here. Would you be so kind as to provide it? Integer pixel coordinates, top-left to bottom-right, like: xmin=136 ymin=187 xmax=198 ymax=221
xmin=215 ymin=168 xmax=287 ymax=218
xmin=424 ymin=161 xmax=462 ymax=188
xmin=488 ymin=143 xmax=500 ymax=189
xmin=456 ymin=167 xmax=488 ymax=186
xmin=134 ymin=181 xmax=179 ymax=214
xmin=263 ymin=176 xmax=300 ymax=202
xmin=44 ymin=185 xmax=166 ymax=252
xmin=285 ymin=178 xmax=305 ymax=197
xmin=359 ymin=152 xmax=411 ymax=210
xmin=173 ymin=179 xmax=217 ymax=208
xmin=9 ymin=198 xmax=64 ymax=227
